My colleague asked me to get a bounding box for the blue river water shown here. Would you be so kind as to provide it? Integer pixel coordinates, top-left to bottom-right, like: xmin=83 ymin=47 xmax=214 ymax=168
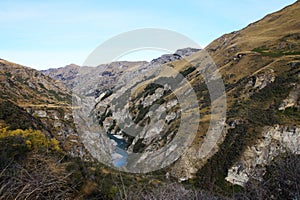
xmin=106 ymin=132 xmax=128 ymax=167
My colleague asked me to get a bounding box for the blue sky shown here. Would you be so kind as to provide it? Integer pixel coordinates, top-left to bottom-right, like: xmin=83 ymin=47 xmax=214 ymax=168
xmin=0 ymin=0 xmax=296 ymax=69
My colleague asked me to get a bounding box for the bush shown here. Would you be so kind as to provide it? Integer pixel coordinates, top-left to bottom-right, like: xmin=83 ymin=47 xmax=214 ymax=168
xmin=0 ymin=127 xmax=80 ymax=199
xmin=0 ymin=152 xmax=79 ymax=199
xmin=0 ymin=126 xmax=60 ymax=152
xmin=195 ymin=124 xmax=248 ymax=194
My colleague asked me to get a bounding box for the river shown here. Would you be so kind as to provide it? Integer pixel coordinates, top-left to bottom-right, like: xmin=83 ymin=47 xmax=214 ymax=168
xmin=106 ymin=132 xmax=128 ymax=168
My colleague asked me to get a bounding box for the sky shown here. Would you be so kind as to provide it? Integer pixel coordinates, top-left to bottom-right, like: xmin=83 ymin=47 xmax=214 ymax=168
xmin=0 ymin=0 xmax=297 ymax=70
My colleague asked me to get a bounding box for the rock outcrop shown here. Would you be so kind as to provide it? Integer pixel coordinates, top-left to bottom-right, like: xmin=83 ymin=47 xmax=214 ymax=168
xmin=150 ymin=48 xmax=200 ymax=66
xmin=279 ymin=84 xmax=300 ymax=110
xmin=1 ymin=1 xmax=299 ymax=188
xmin=226 ymin=125 xmax=300 ymax=186
xmin=42 ymin=61 xmax=148 ymax=90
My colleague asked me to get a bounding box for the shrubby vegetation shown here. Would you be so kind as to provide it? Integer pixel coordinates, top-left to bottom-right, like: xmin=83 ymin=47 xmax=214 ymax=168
xmin=236 ymin=153 xmax=300 ymax=200
xmin=195 ymin=124 xmax=247 ymax=194
xmin=194 ymin=70 xmax=299 ymax=198
xmin=0 ymin=127 xmax=75 ymax=199
xmin=0 ymin=100 xmax=44 ymax=130
xmin=0 ymin=126 xmax=219 ymax=199
xmin=0 ymin=126 xmax=60 ymax=152
xmin=252 ymin=46 xmax=300 ymax=57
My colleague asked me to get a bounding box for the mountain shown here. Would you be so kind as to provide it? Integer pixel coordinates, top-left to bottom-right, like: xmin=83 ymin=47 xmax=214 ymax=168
xmin=0 ymin=59 xmax=87 ymax=157
xmin=1 ymin=1 xmax=299 ymax=199
xmin=41 ymin=48 xmax=200 ymax=90
xmin=150 ymin=47 xmax=200 ymax=66
xmin=177 ymin=1 xmax=300 ymax=189
xmin=0 ymin=59 xmax=70 ymax=105
xmin=41 ymin=62 xmax=148 ymax=90
xmin=70 ymin=1 xmax=300 ymax=193
xmin=200 ymin=1 xmax=300 ymax=188
xmin=41 ymin=64 xmax=80 ymax=89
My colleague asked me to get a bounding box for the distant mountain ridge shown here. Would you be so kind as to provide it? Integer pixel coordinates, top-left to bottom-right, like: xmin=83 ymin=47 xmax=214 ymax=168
xmin=0 ymin=2 xmax=299 ymax=198
xmin=41 ymin=48 xmax=200 ymax=90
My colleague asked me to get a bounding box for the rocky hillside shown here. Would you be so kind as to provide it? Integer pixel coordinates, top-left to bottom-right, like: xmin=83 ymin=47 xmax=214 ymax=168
xmin=0 ymin=2 xmax=299 ymax=199
xmin=41 ymin=64 xmax=80 ymax=89
xmin=150 ymin=47 xmax=200 ymax=66
xmin=0 ymin=59 xmax=69 ymax=105
xmin=190 ymin=2 xmax=300 ymax=193
xmin=0 ymin=59 xmax=86 ymax=157
xmin=71 ymin=1 xmax=300 ymax=192
xmin=41 ymin=48 xmax=200 ymax=91
xmin=42 ymin=61 xmax=148 ymax=90
xmin=71 ymin=47 xmax=202 ymax=171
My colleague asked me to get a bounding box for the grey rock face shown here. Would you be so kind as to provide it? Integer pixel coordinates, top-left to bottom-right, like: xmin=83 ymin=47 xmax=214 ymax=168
xmin=71 ymin=47 xmax=202 ymax=173
xmin=150 ymin=48 xmax=200 ymax=66
xmin=33 ymin=110 xmax=47 ymax=118
xmin=226 ymin=125 xmax=300 ymax=186
xmin=253 ymin=69 xmax=275 ymax=89
xmin=279 ymin=84 xmax=300 ymax=110
xmin=42 ymin=62 xmax=148 ymax=90
xmin=175 ymin=47 xmax=201 ymax=57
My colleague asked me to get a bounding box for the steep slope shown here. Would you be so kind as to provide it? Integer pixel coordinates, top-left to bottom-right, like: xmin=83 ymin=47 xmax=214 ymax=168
xmin=1 ymin=2 xmax=299 ymax=198
xmin=185 ymin=1 xmax=300 ymax=190
xmin=71 ymin=48 xmax=202 ymax=172
xmin=0 ymin=59 xmax=86 ymax=157
xmin=71 ymin=1 xmax=300 ymax=191
xmin=0 ymin=59 xmax=70 ymax=105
